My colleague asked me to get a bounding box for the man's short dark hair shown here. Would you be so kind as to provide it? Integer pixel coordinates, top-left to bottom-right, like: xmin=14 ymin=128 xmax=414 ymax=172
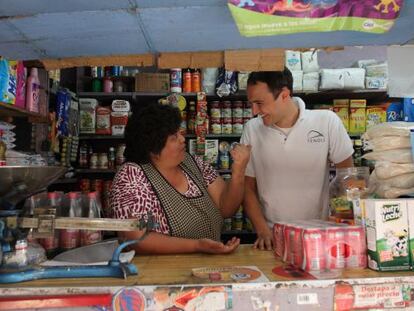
xmin=124 ymin=103 xmax=181 ymax=164
xmin=247 ymin=68 xmax=293 ymax=96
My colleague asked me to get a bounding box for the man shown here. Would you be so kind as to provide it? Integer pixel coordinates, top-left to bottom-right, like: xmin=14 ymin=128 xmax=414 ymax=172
xmin=240 ymin=68 xmax=354 ymax=251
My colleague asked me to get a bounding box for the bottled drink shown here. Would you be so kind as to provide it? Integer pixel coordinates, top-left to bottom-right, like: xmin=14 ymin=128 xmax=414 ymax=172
xmin=80 ymin=192 xmax=102 ymax=246
xmin=183 ymin=69 xmax=192 ymax=93
xmin=60 ymin=192 xmax=81 ymax=250
xmin=39 ymin=192 xmax=61 ymax=257
xmin=79 ymin=142 xmax=89 ymax=168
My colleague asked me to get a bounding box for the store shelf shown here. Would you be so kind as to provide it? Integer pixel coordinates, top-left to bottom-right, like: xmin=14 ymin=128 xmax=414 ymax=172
xmin=79 ymin=134 xmax=124 ymax=140
xmin=51 ymin=178 xmax=78 ymax=185
xmin=0 ymin=101 xmax=48 ymax=121
xmin=75 ymin=168 xmax=117 ymax=174
xmin=186 ymin=134 xmax=242 ymax=139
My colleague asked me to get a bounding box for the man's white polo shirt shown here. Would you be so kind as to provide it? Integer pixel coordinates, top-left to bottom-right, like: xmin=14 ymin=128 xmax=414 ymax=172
xmin=240 ymin=97 xmax=353 ymax=225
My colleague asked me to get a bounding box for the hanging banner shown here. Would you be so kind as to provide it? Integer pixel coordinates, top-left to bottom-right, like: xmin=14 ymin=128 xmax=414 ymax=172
xmin=228 ymin=0 xmax=404 ymax=37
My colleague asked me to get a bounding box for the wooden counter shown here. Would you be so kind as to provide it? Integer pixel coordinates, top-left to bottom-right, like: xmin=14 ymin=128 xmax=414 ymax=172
xmin=3 ymin=244 xmax=414 ymax=288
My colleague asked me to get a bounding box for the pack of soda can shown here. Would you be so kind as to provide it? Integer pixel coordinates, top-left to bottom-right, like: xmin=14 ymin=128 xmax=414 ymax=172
xmin=273 ymin=220 xmax=367 ymax=271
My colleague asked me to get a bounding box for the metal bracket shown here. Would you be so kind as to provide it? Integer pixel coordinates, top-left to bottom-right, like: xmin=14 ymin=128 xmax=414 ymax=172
xmin=32 ymin=208 xmax=56 ymax=238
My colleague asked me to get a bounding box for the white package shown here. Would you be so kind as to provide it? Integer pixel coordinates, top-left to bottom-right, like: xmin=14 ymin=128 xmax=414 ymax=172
xmin=319 ymin=69 xmax=344 ymax=90
xmin=366 ymin=76 xmax=388 ymax=89
xmin=362 ymin=148 xmax=412 ymax=164
xmin=366 ymin=62 xmax=388 ymax=78
xmin=355 ymin=59 xmax=378 ymax=69
xmin=285 ymin=50 xmax=302 ymax=71
xmin=375 ymin=162 xmax=414 ymax=179
xmin=237 ymin=71 xmax=250 ymax=90
xmin=343 ymin=68 xmax=365 ymax=89
xmin=302 ymin=72 xmax=319 ymax=92
xmin=364 ymin=136 xmax=411 ymax=152
xmin=363 ymin=122 xmax=414 ymax=140
xmin=291 ymin=70 xmax=303 ymax=92
xmin=301 ymin=50 xmax=319 ymax=73
xmin=202 ymin=68 xmax=219 ymax=94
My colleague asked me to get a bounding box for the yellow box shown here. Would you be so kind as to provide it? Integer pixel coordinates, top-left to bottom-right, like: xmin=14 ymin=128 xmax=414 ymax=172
xmin=349 ymin=99 xmax=367 ymax=135
xmin=333 ymin=99 xmax=350 ymax=132
xmin=366 ymin=106 xmax=387 ymax=130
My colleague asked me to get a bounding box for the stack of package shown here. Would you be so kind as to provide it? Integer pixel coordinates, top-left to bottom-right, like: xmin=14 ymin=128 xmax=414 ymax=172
xmin=363 ymin=122 xmax=414 ymax=198
xmin=285 ymin=49 xmax=320 ymax=92
xmin=0 ymin=121 xmax=16 ymax=150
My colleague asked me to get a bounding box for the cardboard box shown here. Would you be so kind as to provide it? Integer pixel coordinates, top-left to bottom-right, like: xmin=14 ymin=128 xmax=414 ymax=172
xmin=365 ymin=199 xmax=410 ymax=271
xmin=366 ymin=106 xmax=387 ymax=130
xmin=135 ymin=73 xmax=170 ymax=92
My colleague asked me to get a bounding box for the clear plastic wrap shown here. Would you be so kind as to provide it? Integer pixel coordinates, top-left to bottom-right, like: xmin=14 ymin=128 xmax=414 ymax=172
xmin=363 ymin=136 xmax=411 ymax=152
xmin=375 ymin=161 xmax=414 ymax=179
xmin=363 ymin=122 xmax=414 ymax=140
xmin=362 ymin=148 xmax=412 ymax=164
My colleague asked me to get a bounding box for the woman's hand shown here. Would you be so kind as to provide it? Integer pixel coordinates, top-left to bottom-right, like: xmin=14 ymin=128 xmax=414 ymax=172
xmin=230 ymin=144 xmax=251 ymax=171
xmin=196 ymin=237 xmax=240 ymax=254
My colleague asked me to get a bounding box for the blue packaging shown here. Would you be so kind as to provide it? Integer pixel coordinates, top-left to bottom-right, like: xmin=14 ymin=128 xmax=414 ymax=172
xmin=387 ymin=102 xmax=403 ymax=122
xmin=404 ymin=97 xmax=414 ymax=122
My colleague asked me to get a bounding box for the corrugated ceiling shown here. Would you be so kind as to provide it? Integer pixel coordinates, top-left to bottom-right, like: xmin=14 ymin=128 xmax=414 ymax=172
xmin=0 ymin=0 xmax=413 ymax=60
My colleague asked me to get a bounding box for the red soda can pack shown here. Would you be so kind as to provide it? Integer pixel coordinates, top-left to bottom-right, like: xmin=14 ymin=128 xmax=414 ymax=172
xmin=345 ymin=226 xmax=367 ymax=268
xmin=326 ymin=227 xmax=346 ymax=269
xmin=273 ymin=222 xmax=286 ymax=258
xmin=302 ymin=228 xmax=326 ymax=271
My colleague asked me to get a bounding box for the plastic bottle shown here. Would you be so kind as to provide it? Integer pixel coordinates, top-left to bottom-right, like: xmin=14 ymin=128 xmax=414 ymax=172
xmin=60 ymin=192 xmax=81 ymax=250
xmin=80 ymin=192 xmax=102 ymax=246
xmin=26 ymin=68 xmax=40 ymax=113
xmin=183 ymin=69 xmax=192 ymax=93
xmin=39 ymin=192 xmax=61 ymax=257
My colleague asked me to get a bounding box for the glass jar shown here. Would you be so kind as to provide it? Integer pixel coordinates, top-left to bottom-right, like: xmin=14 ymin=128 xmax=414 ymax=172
xmin=329 ymin=167 xmax=369 ymax=223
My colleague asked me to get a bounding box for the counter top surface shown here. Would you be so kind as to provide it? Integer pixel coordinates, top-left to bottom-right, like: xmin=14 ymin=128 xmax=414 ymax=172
xmin=3 ymin=245 xmax=414 ymax=288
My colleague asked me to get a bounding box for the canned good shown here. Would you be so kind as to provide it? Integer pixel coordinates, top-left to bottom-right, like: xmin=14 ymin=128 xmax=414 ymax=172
xmin=222 ymin=101 xmax=232 ymax=118
xmin=232 ymin=101 xmax=243 ymax=118
xmin=232 ymin=118 xmax=243 ymax=134
xmin=232 ymin=213 xmax=243 ymax=231
xmin=273 ymin=222 xmax=286 ymax=258
xmin=90 ymin=153 xmax=98 ymax=169
xmin=302 ymin=228 xmax=326 ymax=271
xmin=243 ymin=101 xmax=253 ymax=118
xmin=292 ymin=226 xmax=304 ymax=267
xmin=170 ymin=68 xmax=182 ymax=93
xmin=210 ymin=101 xmax=221 ymax=118
xmin=222 ymin=118 xmax=233 ymax=134
xmin=223 ymin=218 xmax=232 ymax=231
xmin=220 ymin=153 xmax=229 ymax=169
xmin=210 ymin=118 xmax=222 ymax=134
xmin=283 ymin=225 xmax=293 ymax=263
xmin=345 ymin=226 xmax=367 ymax=268
xmin=98 ymin=153 xmax=108 ymax=169
xmin=326 ymin=227 xmax=346 ymax=269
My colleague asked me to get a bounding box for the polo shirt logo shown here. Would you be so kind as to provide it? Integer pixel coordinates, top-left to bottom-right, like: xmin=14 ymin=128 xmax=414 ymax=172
xmin=307 ymin=130 xmax=326 ymax=143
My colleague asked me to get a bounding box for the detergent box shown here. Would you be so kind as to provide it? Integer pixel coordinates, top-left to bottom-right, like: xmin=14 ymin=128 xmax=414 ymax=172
xmin=365 ymin=199 xmax=410 ymax=271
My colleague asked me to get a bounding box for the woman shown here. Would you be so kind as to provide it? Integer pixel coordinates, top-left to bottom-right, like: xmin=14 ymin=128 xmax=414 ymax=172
xmin=110 ymin=103 xmax=251 ymax=254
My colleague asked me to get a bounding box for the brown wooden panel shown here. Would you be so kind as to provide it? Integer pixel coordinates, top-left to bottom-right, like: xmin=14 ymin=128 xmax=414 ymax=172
xmin=225 ymin=48 xmax=285 ymax=71
xmin=158 ymin=51 xmax=224 ymax=69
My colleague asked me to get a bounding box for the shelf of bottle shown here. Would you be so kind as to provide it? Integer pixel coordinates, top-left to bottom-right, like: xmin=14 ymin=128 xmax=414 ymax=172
xmin=79 ymin=134 xmax=125 ymax=140
xmin=75 ymin=168 xmax=117 ymax=174
xmin=0 ymin=101 xmax=49 ymax=122
xmin=77 ymin=89 xmax=387 ymax=99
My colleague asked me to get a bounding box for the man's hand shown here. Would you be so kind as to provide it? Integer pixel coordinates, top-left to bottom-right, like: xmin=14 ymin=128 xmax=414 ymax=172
xmin=254 ymin=227 xmax=274 ymax=251
xmin=196 ymin=237 xmax=240 ymax=254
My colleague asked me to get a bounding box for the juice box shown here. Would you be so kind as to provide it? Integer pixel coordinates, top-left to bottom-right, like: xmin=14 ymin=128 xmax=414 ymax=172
xmin=349 ymin=99 xmax=367 ymax=135
xmin=365 ymin=199 xmax=410 ymax=271
xmin=333 ymin=99 xmax=349 ymax=132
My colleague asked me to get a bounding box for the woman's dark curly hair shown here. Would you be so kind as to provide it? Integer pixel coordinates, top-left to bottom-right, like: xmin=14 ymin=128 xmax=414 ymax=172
xmin=124 ymin=103 xmax=181 ymax=164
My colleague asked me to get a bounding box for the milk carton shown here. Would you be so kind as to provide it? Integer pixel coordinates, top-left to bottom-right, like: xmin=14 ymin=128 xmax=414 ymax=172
xmin=365 ymin=199 xmax=410 ymax=271
xmin=406 ymin=199 xmax=414 ymax=268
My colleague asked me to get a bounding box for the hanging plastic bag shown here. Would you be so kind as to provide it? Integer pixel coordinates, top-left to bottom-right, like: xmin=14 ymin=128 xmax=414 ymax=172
xmin=362 ymin=148 xmax=412 ymax=164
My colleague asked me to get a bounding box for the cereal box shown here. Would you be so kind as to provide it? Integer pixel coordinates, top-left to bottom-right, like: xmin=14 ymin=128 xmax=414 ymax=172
xmin=365 ymin=199 xmax=410 ymax=271
xmin=366 ymin=106 xmax=387 ymax=130
xmin=333 ymin=99 xmax=349 ymax=133
xmin=406 ymin=199 xmax=414 ymax=268
xmin=349 ymin=99 xmax=367 ymax=135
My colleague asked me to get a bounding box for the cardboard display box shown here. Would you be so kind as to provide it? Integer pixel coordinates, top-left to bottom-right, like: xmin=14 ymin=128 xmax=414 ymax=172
xmin=135 ymin=73 xmax=170 ymax=92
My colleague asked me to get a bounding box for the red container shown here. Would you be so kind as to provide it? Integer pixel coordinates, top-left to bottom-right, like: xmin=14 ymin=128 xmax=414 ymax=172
xmin=326 ymin=227 xmax=346 ymax=269
xmin=345 ymin=226 xmax=367 ymax=268
xmin=302 ymin=228 xmax=326 ymax=271
xmin=273 ymin=222 xmax=286 ymax=258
